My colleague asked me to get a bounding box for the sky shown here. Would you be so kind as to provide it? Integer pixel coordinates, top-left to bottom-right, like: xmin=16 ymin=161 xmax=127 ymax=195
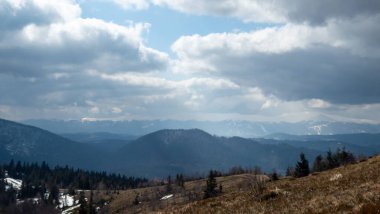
xmin=0 ymin=0 xmax=380 ymax=123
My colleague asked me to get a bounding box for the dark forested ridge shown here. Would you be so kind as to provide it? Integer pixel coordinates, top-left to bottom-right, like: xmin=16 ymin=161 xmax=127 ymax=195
xmin=0 ymin=160 xmax=147 ymax=213
xmin=113 ymin=129 xmax=319 ymax=177
xmin=0 ymin=118 xmax=106 ymax=170
xmin=2 ymin=160 xmax=147 ymax=191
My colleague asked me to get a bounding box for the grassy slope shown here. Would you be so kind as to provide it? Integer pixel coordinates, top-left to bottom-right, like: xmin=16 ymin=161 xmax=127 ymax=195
xmin=108 ymin=174 xmax=269 ymax=213
xmin=164 ymin=155 xmax=380 ymax=214
xmin=109 ymin=155 xmax=380 ymax=213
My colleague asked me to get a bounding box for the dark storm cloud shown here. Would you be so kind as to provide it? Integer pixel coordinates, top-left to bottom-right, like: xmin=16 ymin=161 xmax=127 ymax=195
xmin=280 ymin=0 xmax=380 ymax=25
xmin=172 ymin=11 xmax=380 ymax=105
xmin=215 ymin=47 xmax=380 ymax=104
xmin=152 ymin=0 xmax=380 ymax=25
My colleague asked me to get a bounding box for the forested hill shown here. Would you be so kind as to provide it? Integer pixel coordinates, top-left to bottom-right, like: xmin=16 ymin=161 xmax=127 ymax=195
xmin=0 ymin=118 xmax=105 ymax=170
xmin=1 ymin=160 xmax=147 ymax=191
xmin=112 ymin=129 xmax=319 ymax=177
xmin=0 ymin=160 xmax=147 ymax=213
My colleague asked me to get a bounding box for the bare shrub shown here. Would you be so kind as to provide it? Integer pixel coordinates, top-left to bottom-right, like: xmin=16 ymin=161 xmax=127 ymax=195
xmin=247 ymin=175 xmax=267 ymax=198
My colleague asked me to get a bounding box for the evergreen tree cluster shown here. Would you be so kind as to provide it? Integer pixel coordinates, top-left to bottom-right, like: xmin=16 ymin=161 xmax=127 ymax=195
xmin=312 ymin=148 xmax=356 ymax=172
xmin=228 ymin=165 xmax=262 ymax=176
xmin=3 ymin=160 xmax=147 ymax=193
xmin=291 ymin=148 xmax=357 ymax=178
xmin=0 ymin=159 xmax=148 ymax=210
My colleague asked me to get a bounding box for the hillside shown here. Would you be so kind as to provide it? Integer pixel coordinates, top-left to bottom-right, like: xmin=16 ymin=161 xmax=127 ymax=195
xmin=166 ymin=156 xmax=380 ymax=213
xmin=0 ymin=118 xmax=104 ymax=170
xmin=0 ymin=119 xmax=317 ymax=177
xmin=108 ymin=155 xmax=380 ymax=213
xmin=111 ymin=129 xmax=319 ymax=177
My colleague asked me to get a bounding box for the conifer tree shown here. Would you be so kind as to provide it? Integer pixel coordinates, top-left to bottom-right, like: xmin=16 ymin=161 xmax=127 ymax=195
xmin=336 ymin=147 xmax=355 ymax=165
xmin=295 ymin=153 xmax=310 ymax=178
xmin=204 ymin=170 xmax=218 ymax=199
xmin=327 ymin=150 xmax=339 ymax=169
xmin=312 ymin=154 xmax=325 ymax=172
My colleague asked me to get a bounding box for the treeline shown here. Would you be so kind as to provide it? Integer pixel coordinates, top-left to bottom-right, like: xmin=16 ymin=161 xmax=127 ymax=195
xmin=289 ymin=148 xmax=357 ymax=178
xmin=2 ymin=160 xmax=148 ymax=191
xmin=312 ymin=148 xmax=356 ymax=172
xmin=0 ymin=159 xmax=148 ymax=212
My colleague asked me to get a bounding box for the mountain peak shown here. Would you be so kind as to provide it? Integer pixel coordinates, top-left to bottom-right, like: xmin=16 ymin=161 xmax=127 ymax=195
xmin=135 ymin=128 xmax=213 ymax=145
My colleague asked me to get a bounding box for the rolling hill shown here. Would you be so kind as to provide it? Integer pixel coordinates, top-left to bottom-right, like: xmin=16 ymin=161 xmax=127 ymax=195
xmin=112 ymin=129 xmax=319 ymax=177
xmin=0 ymin=118 xmax=104 ymax=170
xmin=104 ymin=155 xmax=380 ymax=213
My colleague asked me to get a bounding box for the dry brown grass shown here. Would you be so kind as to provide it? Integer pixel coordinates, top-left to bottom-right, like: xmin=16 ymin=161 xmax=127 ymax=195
xmin=163 ymin=155 xmax=380 ymax=214
xmin=107 ymin=155 xmax=380 ymax=214
xmin=107 ymin=174 xmax=268 ymax=213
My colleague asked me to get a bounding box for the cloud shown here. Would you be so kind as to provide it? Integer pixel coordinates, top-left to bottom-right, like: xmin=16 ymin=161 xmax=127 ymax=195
xmin=307 ymin=99 xmax=331 ymax=109
xmin=1 ymin=0 xmax=380 ymax=124
xmin=0 ymin=0 xmax=81 ymax=29
xmin=0 ymin=0 xmax=170 ymax=120
xmin=171 ymin=14 xmax=380 ymax=104
xmin=118 ymin=0 xmax=380 ymax=25
xmin=114 ymin=0 xmax=150 ymax=10
xmin=0 ymin=0 xmax=168 ymax=77
xmin=151 ymin=0 xmax=287 ymax=23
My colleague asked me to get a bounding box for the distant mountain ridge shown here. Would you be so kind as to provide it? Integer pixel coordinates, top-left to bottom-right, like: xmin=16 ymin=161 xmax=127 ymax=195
xmin=61 ymin=132 xmax=137 ymax=143
xmin=22 ymin=119 xmax=380 ymax=137
xmin=264 ymin=133 xmax=380 ymax=146
xmin=0 ymin=118 xmax=104 ymax=170
xmin=1 ymin=118 xmax=380 ymax=178
xmin=112 ymin=129 xmax=315 ymax=177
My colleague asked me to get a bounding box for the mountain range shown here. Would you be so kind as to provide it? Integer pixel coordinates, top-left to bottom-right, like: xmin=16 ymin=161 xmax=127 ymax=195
xmin=22 ymin=119 xmax=380 ymax=137
xmin=1 ymin=118 xmax=380 ymax=178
